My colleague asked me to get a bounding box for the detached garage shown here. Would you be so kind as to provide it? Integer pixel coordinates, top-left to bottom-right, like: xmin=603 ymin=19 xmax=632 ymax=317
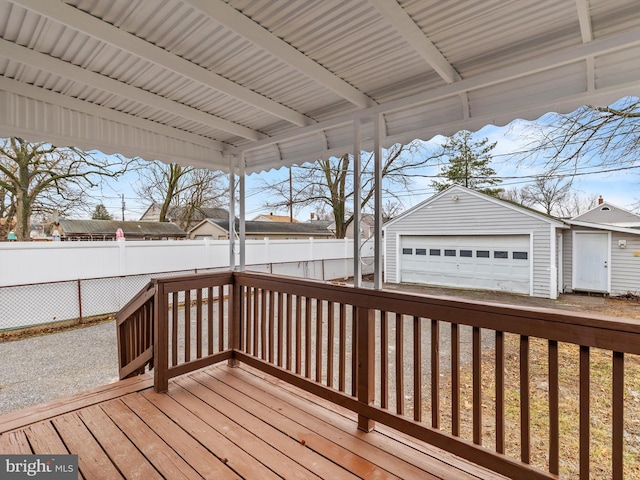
xmin=384 ymin=185 xmax=568 ymax=299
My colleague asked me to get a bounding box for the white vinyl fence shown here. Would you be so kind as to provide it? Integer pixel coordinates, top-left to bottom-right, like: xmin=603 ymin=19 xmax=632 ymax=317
xmin=0 ymin=239 xmax=375 ymax=330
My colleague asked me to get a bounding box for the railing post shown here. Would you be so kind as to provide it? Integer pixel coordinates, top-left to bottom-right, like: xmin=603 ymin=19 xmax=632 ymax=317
xmin=228 ymin=275 xmax=241 ymax=367
xmin=153 ymin=281 xmax=169 ymax=392
xmin=357 ymin=305 xmax=375 ymax=432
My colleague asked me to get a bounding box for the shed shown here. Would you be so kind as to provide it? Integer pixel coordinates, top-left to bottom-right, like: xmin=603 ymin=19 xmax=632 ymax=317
xmin=53 ymin=219 xmax=187 ymax=241
xmin=189 ymin=219 xmax=334 ymax=240
xmin=383 ymin=185 xmax=567 ymax=299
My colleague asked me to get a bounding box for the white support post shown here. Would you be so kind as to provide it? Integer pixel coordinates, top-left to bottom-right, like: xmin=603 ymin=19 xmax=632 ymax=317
xmin=353 ymin=118 xmax=362 ymax=287
xmin=228 ymin=155 xmax=236 ymax=271
xmin=373 ymin=114 xmax=383 ymax=290
xmin=239 ymin=152 xmax=246 ymax=271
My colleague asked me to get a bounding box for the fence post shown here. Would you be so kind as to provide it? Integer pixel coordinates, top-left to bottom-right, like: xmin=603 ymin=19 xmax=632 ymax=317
xmin=153 ymin=281 xmax=169 ymax=392
xmin=77 ymin=279 xmax=83 ymax=323
xmin=357 ymin=305 xmax=375 ymax=432
xmin=228 ymin=274 xmax=241 ymax=367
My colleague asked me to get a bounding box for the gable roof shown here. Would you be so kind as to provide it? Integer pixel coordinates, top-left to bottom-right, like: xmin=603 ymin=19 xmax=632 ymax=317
xmin=571 ymin=201 xmax=640 ymax=227
xmin=253 ymin=214 xmax=299 ymax=223
xmin=383 ymin=185 xmax=567 ymax=229
xmin=1 ymin=1 xmax=639 ymax=174
xmin=55 ymin=219 xmax=186 ymax=238
xmin=190 ymin=219 xmax=332 ymax=237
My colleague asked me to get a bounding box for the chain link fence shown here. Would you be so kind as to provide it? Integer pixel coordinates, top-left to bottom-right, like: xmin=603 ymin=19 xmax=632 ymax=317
xmin=0 ymin=258 xmax=375 ymax=331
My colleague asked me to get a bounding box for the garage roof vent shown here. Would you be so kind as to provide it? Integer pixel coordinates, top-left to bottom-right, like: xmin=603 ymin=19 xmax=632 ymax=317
xmin=600 ymin=206 xmax=611 ymax=211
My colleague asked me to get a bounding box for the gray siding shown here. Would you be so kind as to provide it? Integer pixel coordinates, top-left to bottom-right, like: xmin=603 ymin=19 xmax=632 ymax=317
xmin=563 ymin=226 xmax=640 ymax=295
xmin=384 ymin=187 xmax=559 ymax=298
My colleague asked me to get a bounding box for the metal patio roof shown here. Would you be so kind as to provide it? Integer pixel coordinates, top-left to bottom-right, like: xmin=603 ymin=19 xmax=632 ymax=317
xmin=1 ymin=0 xmax=639 ymax=174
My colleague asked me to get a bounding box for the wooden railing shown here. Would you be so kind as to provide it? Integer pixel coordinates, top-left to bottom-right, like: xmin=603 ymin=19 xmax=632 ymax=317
xmin=118 ymin=270 xmax=640 ymax=480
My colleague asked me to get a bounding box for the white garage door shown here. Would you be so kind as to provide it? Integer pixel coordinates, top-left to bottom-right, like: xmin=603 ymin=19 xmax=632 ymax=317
xmin=400 ymin=235 xmax=531 ymax=294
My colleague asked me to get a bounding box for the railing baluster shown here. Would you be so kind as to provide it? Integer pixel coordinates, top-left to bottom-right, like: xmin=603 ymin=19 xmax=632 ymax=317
xmin=286 ymin=293 xmax=292 ymax=370
xmin=172 ymin=292 xmax=178 ymax=366
xmin=496 ymin=331 xmax=505 ymax=454
xmin=295 ymin=294 xmax=302 ymax=374
xmin=217 ymin=285 xmax=224 ymax=352
xmin=261 ymin=288 xmax=267 ymax=359
xmin=315 ymin=299 xmax=323 ymax=382
xmin=612 ymin=351 xmax=624 ymax=480
xmin=207 ymin=286 xmax=214 ymax=355
xmin=381 ymin=311 xmax=388 ymax=410
xmin=327 ymin=301 xmax=335 ymax=388
xmin=520 ymin=335 xmax=530 ymax=463
xmin=451 ymin=322 xmax=460 ymax=436
xmin=472 ymin=326 xmax=481 ymax=445
xmin=548 ymin=340 xmax=559 ymax=474
xmin=396 ymin=313 xmax=404 ymax=416
xmin=184 ymin=290 xmax=191 ymax=363
xmin=277 ymin=292 xmax=284 ymax=367
xmin=196 ymin=288 xmax=203 ymax=359
xmin=268 ymin=289 xmax=275 ymax=363
xmin=245 ymin=287 xmax=252 ymax=354
xmin=339 ymin=303 xmax=346 ymax=392
xmin=580 ymin=345 xmax=590 ymax=479
xmin=305 ymin=296 xmax=312 ymax=378
xmin=352 ymin=305 xmax=358 ymax=397
xmin=253 ymin=288 xmax=260 ymax=356
xmin=431 ymin=318 xmax=439 ymax=428
xmin=413 ymin=316 xmax=422 ymax=422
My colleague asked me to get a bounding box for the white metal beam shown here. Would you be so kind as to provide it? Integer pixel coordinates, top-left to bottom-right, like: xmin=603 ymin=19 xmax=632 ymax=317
xmin=185 ymin=0 xmax=375 ymax=109
xmin=11 ymin=0 xmax=314 ymax=128
xmin=0 ymin=39 xmax=262 ymax=141
xmin=575 ymin=0 xmax=593 ymax=43
xmin=368 ymin=0 xmax=461 ymax=84
xmin=239 ymin=25 xmax=640 ymax=154
xmin=353 ymin=119 xmax=362 ymax=287
xmin=373 ymin=114 xmax=383 ymax=290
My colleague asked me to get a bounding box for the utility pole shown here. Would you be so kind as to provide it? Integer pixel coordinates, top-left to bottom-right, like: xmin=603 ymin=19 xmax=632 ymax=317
xmin=121 ymin=194 xmax=125 ymax=221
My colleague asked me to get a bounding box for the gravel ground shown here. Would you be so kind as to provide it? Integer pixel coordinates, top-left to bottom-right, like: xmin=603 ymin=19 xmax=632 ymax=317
xmin=1 ymin=284 xmax=639 ymax=417
xmin=0 ymin=321 xmax=119 ymax=415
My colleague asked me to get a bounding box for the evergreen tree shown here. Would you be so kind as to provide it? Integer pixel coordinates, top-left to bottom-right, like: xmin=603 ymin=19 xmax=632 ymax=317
xmin=431 ymin=131 xmax=502 ymax=196
xmin=91 ymin=203 xmax=113 ymax=220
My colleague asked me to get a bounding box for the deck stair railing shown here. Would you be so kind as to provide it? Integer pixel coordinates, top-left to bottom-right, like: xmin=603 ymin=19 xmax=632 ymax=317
xmin=118 ymin=270 xmax=640 ymax=480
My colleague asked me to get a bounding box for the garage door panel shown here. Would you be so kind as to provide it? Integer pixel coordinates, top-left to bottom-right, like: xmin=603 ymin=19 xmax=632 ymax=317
xmin=400 ymin=235 xmax=530 ymax=294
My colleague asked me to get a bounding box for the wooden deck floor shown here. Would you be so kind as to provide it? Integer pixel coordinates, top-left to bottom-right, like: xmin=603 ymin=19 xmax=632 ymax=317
xmin=0 ymin=364 xmax=504 ymax=479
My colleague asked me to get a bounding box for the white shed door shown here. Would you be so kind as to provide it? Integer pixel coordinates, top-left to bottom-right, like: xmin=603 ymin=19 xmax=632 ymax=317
xmin=573 ymin=232 xmax=609 ymax=292
xmin=400 ymin=235 xmax=531 ymax=294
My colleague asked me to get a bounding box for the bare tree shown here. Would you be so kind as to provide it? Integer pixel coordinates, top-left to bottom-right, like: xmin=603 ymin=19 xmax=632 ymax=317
xmin=0 ymin=138 xmax=128 ymax=241
xmin=522 ymin=97 xmax=640 ymax=172
xmin=134 ymin=161 xmax=228 ymax=230
xmin=557 ymin=192 xmax=599 ymax=218
xmin=499 ymin=187 xmax=535 ymax=207
xmin=257 ymin=141 xmax=436 ymax=238
xmin=520 ymin=176 xmax=572 ymax=215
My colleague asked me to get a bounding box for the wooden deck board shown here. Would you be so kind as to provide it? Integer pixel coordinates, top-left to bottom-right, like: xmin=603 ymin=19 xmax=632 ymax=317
xmin=0 ymin=364 xmax=504 ymax=480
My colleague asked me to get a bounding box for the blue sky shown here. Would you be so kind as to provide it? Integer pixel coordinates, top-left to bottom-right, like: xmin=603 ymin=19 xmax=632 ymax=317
xmin=89 ymin=116 xmax=640 ymax=221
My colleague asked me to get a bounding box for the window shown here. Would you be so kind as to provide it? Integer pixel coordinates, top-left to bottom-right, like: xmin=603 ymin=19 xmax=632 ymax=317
xmin=444 ymin=249 xmax=456 ymax=257
xmin=416 ymin=248 xmax=427 ymax=255
xmin=460 ymin=250 xmax=472 ymax=257
xmin=513 ymin=251 xmax=528 ymax=260
xmin=476 ymin=250 xmax=490 ymax=258
xmin=429 ymin=249 xmax=441 ymax=256
xmin=494 ymin=251 xmax=508 ymax=259
xmin=402 ymin=248 xmax=413 ymax=255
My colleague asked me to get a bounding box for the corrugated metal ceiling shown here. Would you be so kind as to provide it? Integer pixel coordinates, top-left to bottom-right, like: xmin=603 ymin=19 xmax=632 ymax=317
xmin=0 ymin=0 xmax=639 ymax=173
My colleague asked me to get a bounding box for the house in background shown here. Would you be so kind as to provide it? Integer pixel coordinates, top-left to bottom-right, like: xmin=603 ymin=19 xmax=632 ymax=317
xmin=252 ymin=213 xmax=298 ymax=223
xmin=52 ymin=219 xmax=187 ymax=241
xmin=328 ymin=213 xmax=375 ymax=239
xmin=189 ymin=219 xmax=334 ymax=240
xmin=384 ymin=185 xmax=640 ymax=298
xmin=140 ymin=204 xmax=230 ymax=230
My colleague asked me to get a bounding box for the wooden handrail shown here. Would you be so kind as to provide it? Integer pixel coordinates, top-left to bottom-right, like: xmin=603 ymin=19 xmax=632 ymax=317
xmin=117 ymin=270 xmax=640 ymax=479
